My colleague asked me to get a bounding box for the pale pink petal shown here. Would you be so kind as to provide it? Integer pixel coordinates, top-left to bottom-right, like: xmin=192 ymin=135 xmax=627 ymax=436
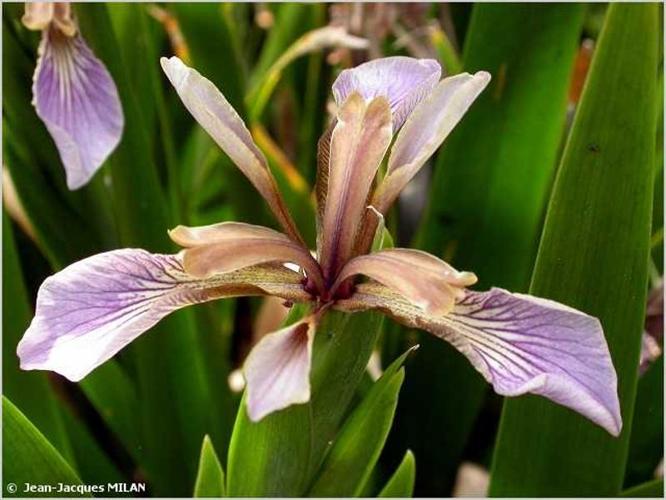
xmin=169 ymin=221 xmax=289 ymax=247
xmin=33 ymin=31 xmax=124 ymax=190
xmin=161 ymin=57 xmax=303 ymax=244
xmin=337 ymin=284 xmax=622 ymax=436
xmin=244 ymin=316 xmax=316 ymax=421
xmin=373 ymin=71 xmax=491 ymax=214
xmin=332 ymin=248 xmax=477 ymax=314
xmin=318 ymin=93 xmax=392 ymax=282
xmin=22 ymin=3 xmax=55 ymax=32
xmin=332 ymin=56 xmax=441 ymax=129
xmin=170 ymin=221 xmax=324 ymax=293
xmin=17 ymin=249 xmax=309 ymax=382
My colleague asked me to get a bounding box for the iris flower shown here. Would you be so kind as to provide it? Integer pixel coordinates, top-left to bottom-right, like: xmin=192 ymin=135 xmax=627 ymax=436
xmin=17 ymin=56 xmax=621 ymax=435
xmin=22 ymin=2 xmax=124 ymax=189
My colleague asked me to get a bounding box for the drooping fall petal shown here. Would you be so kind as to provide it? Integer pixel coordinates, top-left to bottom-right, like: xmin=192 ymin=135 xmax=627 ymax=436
xmin=318 ymin=93 xmax=392 ymax=282
xmin=33 ymin=30 xmax=124 ymax=190
xmin=337 ymin=283 xmax=622 ymax=436
xmin=161 ymin=56 xmax=303 ymax=245
xmin=17 ymin=249 xmax=309 ymax=382
xmin=244 ymin=315 xmax=317 ymax=421
xmin=373 ymin=71 xmax=491 ymax=214
xmin=332 ymin=56 xmax=441 ymax=130
xmin=332 ymin=248 xmax=477 ymax=315
xmin=170 ymin=222 xmax=324 ymax=292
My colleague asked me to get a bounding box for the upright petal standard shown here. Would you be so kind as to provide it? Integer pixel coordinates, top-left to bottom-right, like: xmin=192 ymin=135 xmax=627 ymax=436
xmin=18 ymin=55 xmax=622 ymax=434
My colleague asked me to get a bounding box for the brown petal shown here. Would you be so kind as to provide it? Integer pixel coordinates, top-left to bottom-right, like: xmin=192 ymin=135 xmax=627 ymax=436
xmin=161 ymin=57 xmax=304 ymax=245
xmin=169 ymin=221 xmax=290 ymax=247
xmin=332 ymin=248 xmax=476 ymax=315
xmin=171 ymin=221 xmax=324 ymax=293
xmin=318 ymin=92 xmax=392 ymax=282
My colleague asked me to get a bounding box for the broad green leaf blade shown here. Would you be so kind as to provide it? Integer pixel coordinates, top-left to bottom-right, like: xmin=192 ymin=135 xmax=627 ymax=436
xmin=194 ymin=435 xmax=226 ymax=498
xmin=2 ymin=213 xmax=73 ymax=463
xmin=3 ymin=397 xmax=85 ymax=495
xmin=226 ymin=309 xmax=383 ymax=496
xmin=489 ymin=3 xmax=659 ymax=496
xmin=378 ymin=450 xmax=416 ymax=498
xmin=621 ymin=478 xmax=664 ymax=498
xmin=390 ymin=4 xmax=585 ymax=494
xmin=309 ymin=350 xmax=412 ymax=496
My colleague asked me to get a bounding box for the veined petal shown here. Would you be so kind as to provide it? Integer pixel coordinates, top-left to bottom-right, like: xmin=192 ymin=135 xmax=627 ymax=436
xmin=319 ymin=93 xmax=392 ymax=282
xmin=332 ymin=56 xmax=441 ymax=130
xmin=332 ymin=248 xmax=477 ymax=315
xmin=244 ymin=315 xmax=317 ymax=421
xmin=337 ymin=284 xmax=621 ymax=436
xmin=33 ymin=30 xmax=124 ymax=190
xmin=161 ymin=57 xmax=303 ymax=245
xmin=373 ymin=71 xmax=491 ymax=214
xmin=172 ymin=222 xmax=323 ymax=293
xmin=17 ymin=249 xmax=309 ymax=382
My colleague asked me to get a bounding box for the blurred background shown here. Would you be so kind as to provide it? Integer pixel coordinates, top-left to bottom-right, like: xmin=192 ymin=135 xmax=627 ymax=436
xmin=3 ymin=2 xmax=663 ymax=497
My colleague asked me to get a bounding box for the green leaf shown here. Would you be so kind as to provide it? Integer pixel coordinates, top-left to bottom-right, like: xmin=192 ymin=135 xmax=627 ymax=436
xmin=3 ymin=396 xmax=85 ymax=496
xmin=194 ymin=435 xmax=226 ymax=498
xmin=391 ymin=4 xmax=585 ymax=494
xmin=378 ymin=450 xmax=416 ymax=498
xmin=621 ymin=479 xmax=664 ymax=498
xmin=309 ymin=349 xmax=412 ymax=496
xmin=489 ymin=3 xmax=659 ymax=496
xmin=226 ymin=308 xmax=383 ymax=496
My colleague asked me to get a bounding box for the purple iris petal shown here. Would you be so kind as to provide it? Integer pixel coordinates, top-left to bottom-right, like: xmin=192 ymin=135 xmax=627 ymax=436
xmin=332 ymin=56 xmax=441 ymax=130
xmin=337 ymin=284 xmax=621 ymax=435
xmin=17 ymin=249 xmax=309 ymax=382
xmin=33 ymin=30 xmax=124 ymax=190
xmin=450 ymin=289 xmax=622 ymax=436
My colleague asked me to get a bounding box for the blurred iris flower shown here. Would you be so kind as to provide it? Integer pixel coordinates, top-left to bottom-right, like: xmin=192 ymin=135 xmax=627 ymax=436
xmin=22 ymin=2 xmax=124 ymax=189
xmin=18 ymin=56 xmax=621 ymax=435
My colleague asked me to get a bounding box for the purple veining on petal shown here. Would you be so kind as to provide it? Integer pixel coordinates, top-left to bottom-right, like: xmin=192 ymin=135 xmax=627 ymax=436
xmin=336 ymin=283 xmax=621 ymax=436
xmin=244 ymin=316 xmax=316 ymax=421
xmin=33 ymin=30 xmax=124 ymax=190
xmin=17 ymin=249 xmax=308 ymax=382
xmin=449 ymin=289 xmax=622 ymax=436
xmin=332 ymin=56 xmax=441 ymax=130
